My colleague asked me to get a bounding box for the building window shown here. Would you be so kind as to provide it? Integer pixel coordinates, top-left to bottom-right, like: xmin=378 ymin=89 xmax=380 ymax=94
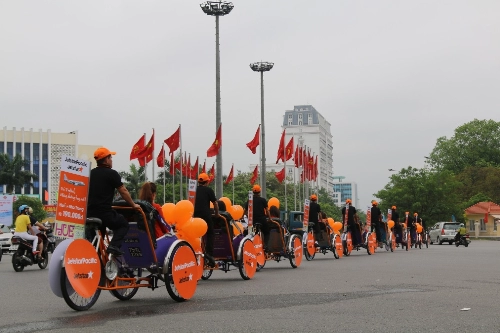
xmin=480 ymin=219 xmax=487 ymax=231
xmin=298 ymin=121 xmax=302 ymax=125
xmin=288 ymin=114 xmax=292 ymax=119
xmin=468 ymin=220 xmax=474 ymax=231
xmin=494 ymin=220 xmax=498 ymax=231
xmin=298 ymin=113 xmax=303 ymax=119
xmin=288 ymin=121 xmax=292 ymax=126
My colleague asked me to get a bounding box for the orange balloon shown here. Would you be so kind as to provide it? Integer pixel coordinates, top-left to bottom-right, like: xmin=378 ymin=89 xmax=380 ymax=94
xmin=416 ymin=225 xmax=423 ymax=233
xmin=268 ymin=197 xmax=280 ymax=209
xmin=174 ymin=200 xmax=194 ymax=229
xmin=387 ymin=220 xmax=395 ymax=229
xmin=210 ymin=201 xmax=214 ymax=209
xmin=219 ymin=197 xmax=232 ymax=211
xmin=162 ymin=203 xmax=176 ymax=226
xmin=333 ymin=221 xmax=343 ymax=232
xmin=190 ymin=217 xmax=208 ymax=238
xmin=232 ymin=205 xmax=244 ymax=220
xmin=189 ymin=237 xmax=202 ymax=252
xmin=232 ymin=223 xmax=241 ymax=236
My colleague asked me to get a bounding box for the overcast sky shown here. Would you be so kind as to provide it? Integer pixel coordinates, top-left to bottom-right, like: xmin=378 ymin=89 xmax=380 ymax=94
xmin=1 ymin=1 xmax=500 ymax=207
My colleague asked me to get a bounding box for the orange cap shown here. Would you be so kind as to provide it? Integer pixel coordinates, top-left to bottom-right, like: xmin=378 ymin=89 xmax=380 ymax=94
xmin=198 ymin=173 xmax=209 ymax=182
xmin=414 ymin=212 xmax=418 ymax=216
xmin=346 ymin=198 xmax=352 ymax=204
xmin=252 ymin=185 xmax=261 ymax=193
xmin=94 ymin=147 xmax=116 ymax=160
xmin=372 ymin=201 xmax=378 ymax=206
xmin=310 ymin=194 xmax=317 ymax=201
xmin=392 ymin=206 xmax=397 ymax=210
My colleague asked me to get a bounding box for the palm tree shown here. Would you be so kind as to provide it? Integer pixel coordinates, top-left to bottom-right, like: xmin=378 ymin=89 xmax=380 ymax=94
xmin=119 ymin=164 xmax=146 ymax=199
xmin=0 ymin=154 xmax=39 ymax=194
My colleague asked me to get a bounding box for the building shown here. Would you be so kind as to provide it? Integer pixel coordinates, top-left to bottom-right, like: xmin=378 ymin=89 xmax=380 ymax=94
xmin=281 ymin=105 xmax=333 ymax=193
xmin=464 ymin=201 xmax=500 ymax=237
xmin=1 ymin=127 xmax=99 ymax=204
xmin=332 ymin=181 xmax=358 ymax=208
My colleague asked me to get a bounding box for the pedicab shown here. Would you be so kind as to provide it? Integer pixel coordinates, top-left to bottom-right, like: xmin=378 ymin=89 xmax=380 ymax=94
xmin=252 ymin=217 xmax=303 ymax=270
xmin=49 ymin=200 xmax=200 ymax=311
xmin=341 ymin=203 xmax=376 ymax=256
xmin=414 ymin=223 xmax=424 ymax=249
xmin=399 ymin=213 xmax=411 ymax=251
xmin=200 ymin=212 xmax=257 ymax=280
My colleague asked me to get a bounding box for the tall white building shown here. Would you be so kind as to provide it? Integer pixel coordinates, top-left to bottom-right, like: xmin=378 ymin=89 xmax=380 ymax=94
xmin=281 ymin=105 xmax=333 ymax=193
xmin=332 ymin=181 xmax=359 ymax=208
xmin=1 ymin=127 xmax=99 ymax=204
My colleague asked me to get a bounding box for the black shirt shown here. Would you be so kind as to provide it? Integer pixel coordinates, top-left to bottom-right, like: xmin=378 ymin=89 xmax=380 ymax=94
xmin=194 ymin=185 xmax=217 ymax=217
xmin=245 ymin=195 xmax=268 ymax=222
xmin=309 ymin=201 xmax=321 ymax=223
xmin=29 ymin=215 xmax=38 ymax=226
xmin=341 ymin=205 xmax=357 ymax=224
xmin=370 ymin=206 xmax=382 ymax=224
xmin=87 ymin=166 xmax=123 ymax=216
xmin=391 ymin=210 xmax=399 ymax=222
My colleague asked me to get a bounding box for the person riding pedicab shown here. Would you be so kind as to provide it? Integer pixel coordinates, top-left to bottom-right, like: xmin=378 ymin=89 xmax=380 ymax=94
xmin=410 ymin=213 xmax=419 ymax=244
xmin=244 ymin=185 xmax=272 ymax=250
xmin=309 ymin=194 xmax=323 ymax=245
xmin=342 ymin=198 xmax=361 ymax=247
xmin=193 ymin=173 xmax=219 ymax=267
xmin=370 ymin=201 xmax=383 ymax=248
xmin=391 ymin=206 xmax=402 ymax=245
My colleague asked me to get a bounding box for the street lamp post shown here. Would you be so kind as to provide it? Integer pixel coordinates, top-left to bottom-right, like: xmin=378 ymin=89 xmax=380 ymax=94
xmin=250 ymin=61 xmax=274 ymax=198
xmin=200 ymin=1 xmax=234 ymax=197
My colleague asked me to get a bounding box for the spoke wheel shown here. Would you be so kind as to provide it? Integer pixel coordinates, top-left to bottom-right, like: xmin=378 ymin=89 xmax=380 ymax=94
xmin=201 ymin=269 xmax=213 ymax=280
xmin=12 ymin=252 xmax=25 ymax=272
xmin=110 ymin=268 xmax=141 ymax=301
xmin=60 ymin=267 xmax=102 ymax=311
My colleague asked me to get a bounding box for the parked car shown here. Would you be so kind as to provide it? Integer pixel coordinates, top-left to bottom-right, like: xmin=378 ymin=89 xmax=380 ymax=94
xmin=429 ymin=222 xmax=461 ymax=245
xmin=0 ymin=224 xmax=14 ymax=253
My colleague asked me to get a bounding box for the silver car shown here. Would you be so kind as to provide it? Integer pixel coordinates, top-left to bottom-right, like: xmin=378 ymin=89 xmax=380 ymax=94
xmin=429 ymin=222 xmax=460 ymax=245
xmin=0 ymin=224 xmax=14 ymax=253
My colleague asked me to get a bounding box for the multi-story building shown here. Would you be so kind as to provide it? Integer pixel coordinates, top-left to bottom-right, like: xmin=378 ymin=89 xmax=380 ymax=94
xmin=281 ymin=105 xmax=333 ymax=193
xmin=1 ymin=127 xmax=99 ymax=204
xmin=332 ymin=181 xmax=358 ymax=208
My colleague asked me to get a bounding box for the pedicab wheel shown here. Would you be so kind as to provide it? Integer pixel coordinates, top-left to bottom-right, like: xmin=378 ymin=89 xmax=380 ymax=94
xmin=342 ymin=240 xmax=351 ymax=256
xmin=238 ymin=238 xmax=257 ymax=280
xmin=304 ymin=246 xmax=315 ymax=261
xmin=425 ymin=239 xmax=429 ymax=248
xmin=60 ymin=267 xmax=102 ymax=311
xmin=288 ymin=234 xmax=303 ymax=268
xmin=165 ymin=242 xmax=198 ymax=302
xmin=37 ymin=249 xmax=49 ymax=269
xmin=330 ymin=235 xmax=339 ymax=259
xmin=256 ymin=259 xmax=266 ymax=272
xmin=201 ymin=268 xmax=213 ymax=280
xmin=12 ymin=252 xmax=25 ymax=272
xmin=419 ymin=242 xmax=422 ymax=249
xmin=110 ymin=268 xmax=141 ymax=301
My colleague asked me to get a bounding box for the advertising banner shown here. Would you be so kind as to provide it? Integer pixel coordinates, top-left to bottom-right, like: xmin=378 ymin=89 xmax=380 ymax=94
xmin=187 ymin=179 xmax=197 ymax=205
xmin=44 ymin=205 xmax=57 ymax=224
xmin=54 ymin=155 xmax=91 ymax=239
xmin=0 ymin=194 xmax=14 ymax=226
xmin=303 ymin=199 xmax=310 ymax=231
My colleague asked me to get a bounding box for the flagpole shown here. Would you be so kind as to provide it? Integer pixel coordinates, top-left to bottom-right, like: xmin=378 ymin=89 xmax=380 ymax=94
xmin=187 ymin=153 xmax=190 ymax=199
xmin=179 ymin=125 xmax=183 ymax=201
xmin=162 ymin=143 xmax=165 ymax=204
xmin=152 ymin=128 xmax=155 ymax=182
xmin=143 ymin=132 xmax=146 ymax=182
xmin=258 ymin=123 xmax=262 ymax=188
xmin=232 ymin=163 xmax=235 ymax=204
xmin=172 ymin=153 xmax=175 ymax=203
xmin=293 ymin=133 xmax=296 ymax=211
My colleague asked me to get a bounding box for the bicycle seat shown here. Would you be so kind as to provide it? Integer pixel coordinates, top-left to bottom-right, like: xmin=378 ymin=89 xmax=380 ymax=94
xmin=85 ymin=217 xmax=103 ymax=230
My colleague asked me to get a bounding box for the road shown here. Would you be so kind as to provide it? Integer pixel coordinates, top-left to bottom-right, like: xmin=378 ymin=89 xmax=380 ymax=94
xmin=0 ymin=240 xmax=498 ymax=333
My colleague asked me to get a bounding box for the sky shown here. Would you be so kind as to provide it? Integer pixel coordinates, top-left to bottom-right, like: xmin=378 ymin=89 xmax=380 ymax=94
xmin=1 ymin=1 xmax=500 ymax=207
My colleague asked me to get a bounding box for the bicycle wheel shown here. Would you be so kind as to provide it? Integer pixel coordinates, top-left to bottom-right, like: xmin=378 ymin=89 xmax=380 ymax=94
xmin=60 ymin=267 xmax=102 ymax=311
xmin=201 ymin=268 xmax=213 ymax=280
xmin=165 ymin=241 xmax=198 ymax=302
xmin=110 ymin=268 xmax=141 ymax=301
xmin=238 ymin=238 xmax=257 ymax=280
xmin=288 ymin=234 xmax=302 ymax=268
xmin=331 ymin=234 xmax=339 ymax=259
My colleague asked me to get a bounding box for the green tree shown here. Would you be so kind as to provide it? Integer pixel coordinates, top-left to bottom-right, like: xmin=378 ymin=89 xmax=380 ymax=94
xmin=119 ymin=164 xmax=146 ymax=199
xmin=0 ymin=154 xmax=38 ymax=194
xmin=375 ymin=166 xmax=462 ymax=226
xmin=455 ymin=166 xmax=500 ymax=205
xmin=427 ymin=119 xmax=500 ymax=174
xmin=12 ymin=196 xmax=47 ymax=226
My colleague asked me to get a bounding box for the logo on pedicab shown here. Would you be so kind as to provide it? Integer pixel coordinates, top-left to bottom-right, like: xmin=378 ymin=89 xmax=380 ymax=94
xmin=171 ymin=245 xmax=198 ymax=299
xmin=64 ymin=239 xmax=101 ymax=298
xmin=174 ymin=261 xmax=196 ymax=271
xmin=244 ymin=250 xmax=256 ymax=260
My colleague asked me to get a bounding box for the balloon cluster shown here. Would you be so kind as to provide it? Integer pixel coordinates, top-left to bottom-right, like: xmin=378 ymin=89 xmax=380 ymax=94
xmin=387 ymin=220 xmax=395 ymax=229
xmin=161 ymin=200 xmax=208 ymax=252
xmin=327 ymin=218 xmax=343 ymax=235
xmin=415 ymin=223 xmax=423 ymax=233
xmin=268 ymin=197 xmax=280 ymax=209
xmin=218 ymin=197 xmax=246 ymax=235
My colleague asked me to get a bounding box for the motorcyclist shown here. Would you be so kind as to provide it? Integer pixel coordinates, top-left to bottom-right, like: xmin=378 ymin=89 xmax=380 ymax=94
xmin=14 ymin=205 xmax=40 ymax=258
xmin=454 ymin=223 xmax=466 ymax=243
xmin=27 ymin=207 xmax=48 ymax=254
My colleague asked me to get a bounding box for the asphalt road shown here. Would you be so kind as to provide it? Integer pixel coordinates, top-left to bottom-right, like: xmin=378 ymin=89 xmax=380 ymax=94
xmin=0 ymin=240 xmax=499 ymax=333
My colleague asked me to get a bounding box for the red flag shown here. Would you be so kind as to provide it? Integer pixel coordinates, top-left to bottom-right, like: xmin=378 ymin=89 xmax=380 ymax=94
xmin=225 ymin=164 xmax=234 ymax=185
xmin=181 ymin=152 xmax=187 ymax=175
xmin=186 ymin=154 xmax=191 ymax=179
xmin=191 ymin=157 xmax=199 ymax=179
xmin=202 ymin=161 xmax=206 ymax=174
xmin=275 ymin=130 xmax=285 ymax=164
xmin=208 ymin=163 xmax=215 ymax=184
xmin=156 ymin=145 xmax=165 ymax=168
xmin=136 ymin=130 xmax=154 ymax=164
xmin=207 ymin=124 xmax=222 ymax=157
xmin=164 ymin=126 xmax=181 ymax=155
xmin=169 ymin=154 xmax=175 ymax=175
xmin=485 ymin=203 xmax=490 ymax=223
xmin=314 ymin=155 xmax=318 ymax=180
xmin=294 ymin=144 xmax=299 ymax=167
xmin=308 ymin=151 xmax=314 ymax=180
xmin=246 ymin=125 xmax=260 ymax=154
xmin=130 ymin=134 xmax=145 ymax=160
xmin=285 ymin=137 xmax=294 ymax=161
xmin=275 ymin=167 xmax=286 ymax=183
xmin=250 ymin=165 xmax=258 ymax=185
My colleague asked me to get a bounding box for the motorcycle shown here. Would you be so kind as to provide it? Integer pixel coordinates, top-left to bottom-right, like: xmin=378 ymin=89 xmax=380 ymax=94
xmin=455 ymin=234 xmax=470 ymax=247
xmin=10 ymin=236 xmax=49 ymax=272
xmin=44 ymin=222 xmax=57 ymax=253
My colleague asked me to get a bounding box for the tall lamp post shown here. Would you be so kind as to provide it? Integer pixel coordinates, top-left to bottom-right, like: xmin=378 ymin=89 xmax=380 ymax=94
xmin=200 ymin=1 xmax=234 ymax=197
xmin=250 ymin=61 xmax=274 ymax=198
